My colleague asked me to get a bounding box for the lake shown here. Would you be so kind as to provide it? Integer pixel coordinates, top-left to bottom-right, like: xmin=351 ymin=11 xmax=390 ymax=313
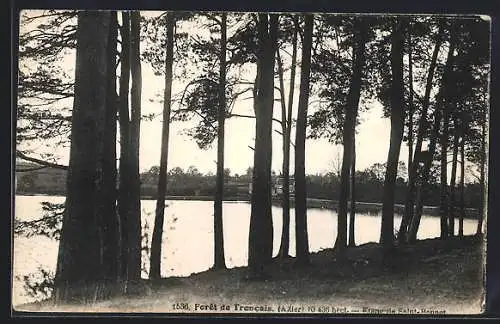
xmin=12 ymin=195 xmax=478 ymax=306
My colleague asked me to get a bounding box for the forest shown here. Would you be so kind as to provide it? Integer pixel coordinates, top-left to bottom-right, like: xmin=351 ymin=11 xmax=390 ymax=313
xmin=14 ymin=10 xmax=489 ymax=307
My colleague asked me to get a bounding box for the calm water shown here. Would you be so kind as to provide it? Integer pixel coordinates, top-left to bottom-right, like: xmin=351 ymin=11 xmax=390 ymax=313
xmin=12 ymin=195 xmax=478 ymax=306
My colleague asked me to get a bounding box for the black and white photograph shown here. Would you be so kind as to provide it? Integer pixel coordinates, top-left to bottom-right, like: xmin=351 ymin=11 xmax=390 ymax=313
xmin=13 ymin=10 xmax=489 ymax=314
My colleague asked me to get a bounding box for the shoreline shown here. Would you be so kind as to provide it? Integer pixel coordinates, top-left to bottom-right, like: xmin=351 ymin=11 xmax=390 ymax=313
xmin=15 ymin=193 xmax=479 ymax=219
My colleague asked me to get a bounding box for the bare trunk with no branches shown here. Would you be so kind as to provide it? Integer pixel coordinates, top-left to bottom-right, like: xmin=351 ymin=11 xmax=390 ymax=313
xmin=150 ymin=12 xmax=175 ymax=280
xmin=294 ymin=14 xmax=314 ymax=265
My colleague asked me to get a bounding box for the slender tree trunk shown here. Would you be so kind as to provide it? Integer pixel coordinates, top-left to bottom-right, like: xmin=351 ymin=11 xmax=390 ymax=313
xmin=294 ymin=14 xmax=313 ymax=265
xmin=334 ymin=19 xmax=367 ymax=254
xmin=439 ymin=35 xmax=459 ymax=240
xmin=459 ymin=137 xmax=465 ymax=236
xmin=440 ymin=126 xmax=450 ymax=238
xmin=150 ymin=12 xmax=175 ymax=280
xmin=276 ymin=53 xmax=288 ymax=256
xmin=476 ymin=117 xmax=486 ymax=235
xmin=248 ymin=14 xmax=278 ymax=276
xmin=117 ymin=11 xmax=131 ymax=281
xmin=408 ymin=108 xmax=441 ymax=243
xmin=54 ymin=11 xmax=114 ymax=302
xmin=127 ymin=10 xmax=142 ymax=282
xmin=102 ymin=11 xmax=120 ymax=284
xmin=448 ymin=121 xmax=460 ymax=237
xmin=407 ymin=24 xmax=414 ymax=174
xmin=408 ymin=38 xmax=456 ymax=243
xmin=252 ymin=60 xmax=260 ymax=115
xmin=276 ymin=50 xmax=289 ymax=258
xmin=399 ymin=26 xmax=444 ymax=240
xmin=213 ymin=13 xmax=227 ymax=270
xmin=277 ymin=24 xmax=297 ymax=259
xmin=380 ymin=19 xmax=405 ymax=247
xmin=348 ymin=137 xmax=356 ymax=247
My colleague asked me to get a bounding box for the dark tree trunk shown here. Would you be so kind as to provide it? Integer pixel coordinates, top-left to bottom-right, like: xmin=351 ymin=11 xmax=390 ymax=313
xmin=380 ymin=19 xmax=405 ymax=247
xmin=278 ymin=21 xmax=298 ymax=259
xmin=294 ymin=14 xmax=313 ymax=265
xmin=440 ymin=111 xmax=450 ymax=239
xmin=459 ymin=137 xmax=465 ymax=236
xmin=334 ymin=19 xmax=367 ymax=254
xmin=448 ymin=121 xmax=460 ymax=237
xmin=439 ymin=151 xmax=450 ymax=237
xmin=127 ymin=10 xmax=142 ymax=282
xmin=399 ymin=26 xmax=444 ymax=241
xmin=408 ymin=39 xmax=456 ymax=243
xmin=408 ymin=108 xmax=442 ymax=243
xmin=101 ymin=11 xmax=120 ymax=283
xmin=117 ymin=11 xmax=131 ymax=281
xmin=54 ymin=11 xmax=116 ymax=302
xmin=276 ymin=52 xmax=288 ymax=257
xmin=438 ymin=35 xmax=458 ymax=240
xmin=476 ymin=118 xmax=486 ymax=235
xmin=348 ymin=137 xmax=356 ymax=247
xmin=213 ymin=13 xmax=227 ymax=270
xmin=248 ymin=14 xmax=278 ymax=276
xmin=150 ymin=12 xmax=175 ymax=279
xmin=407 ymin=23 xmax=414 ymax=174
xmin=276 ymin=50 xmax=289 ymax=258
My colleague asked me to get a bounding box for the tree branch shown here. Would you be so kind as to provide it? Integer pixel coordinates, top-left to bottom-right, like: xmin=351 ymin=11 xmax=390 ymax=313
xmin=199 ymin=12 xmax=222 ymax=26
xmin=16 ymin=165 xmax=48 ymax=172
xmin=274 ymin=129 xmax=296 ymax=148
xmin=171 ymin=108 xmax=218 ymax=131
xmin=16 ymin=151 xmax=68 ymax=170
xmin=228 ymin=113 xmax=283 ymax=126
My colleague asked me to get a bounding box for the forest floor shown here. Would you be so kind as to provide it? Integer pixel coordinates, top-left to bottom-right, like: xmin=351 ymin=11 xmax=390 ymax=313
xmin=16 ymin=235 xmax=486 ymax=315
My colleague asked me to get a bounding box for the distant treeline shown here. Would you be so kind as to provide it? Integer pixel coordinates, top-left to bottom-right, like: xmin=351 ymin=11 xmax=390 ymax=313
xmin=15 ymin=163 xmax=482 ymax=208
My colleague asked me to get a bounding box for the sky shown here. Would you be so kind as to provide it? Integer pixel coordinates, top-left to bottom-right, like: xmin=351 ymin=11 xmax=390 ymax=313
xmin=118 ymin=11 xmax=410 ymax=177
xmin=17 ymin=10 xmax=445 ymax=178
xmin=138 ymin=65 xmax=402 ymax=176
xmin=35 ymin=60 xmax=403 ymax=176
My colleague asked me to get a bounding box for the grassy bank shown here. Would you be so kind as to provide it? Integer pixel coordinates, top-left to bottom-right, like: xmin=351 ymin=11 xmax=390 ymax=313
xmin=16 ymin=235 xmax=485 ymax=314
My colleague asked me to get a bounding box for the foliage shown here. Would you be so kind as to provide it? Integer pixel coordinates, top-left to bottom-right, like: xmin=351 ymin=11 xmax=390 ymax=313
xmin=178 ymin=73 xmax=221 ymax=149
xmin=308 ymin=15 xmax=381 ymax=144
xmin=451 ymin=19 xmax=489 ymax=169
xmin=15 ymin=218 xmax=154 ymax=299
xmin=14 ymin=202 xmax=64 ymax=240
xmin=140 ymin=218 xmax=152 ymax=278
xmin=17 ymin=10 xmax=77 ymax=154
xmin=140 ymin=12 xmax=192 ymax=79
xmin=16 ymin=267 xmax=55 ymax=301
xmin=172 ymin=13 xmax=256 ymax=149
xmin=136 ymin=163 xmax=482 ymax=208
